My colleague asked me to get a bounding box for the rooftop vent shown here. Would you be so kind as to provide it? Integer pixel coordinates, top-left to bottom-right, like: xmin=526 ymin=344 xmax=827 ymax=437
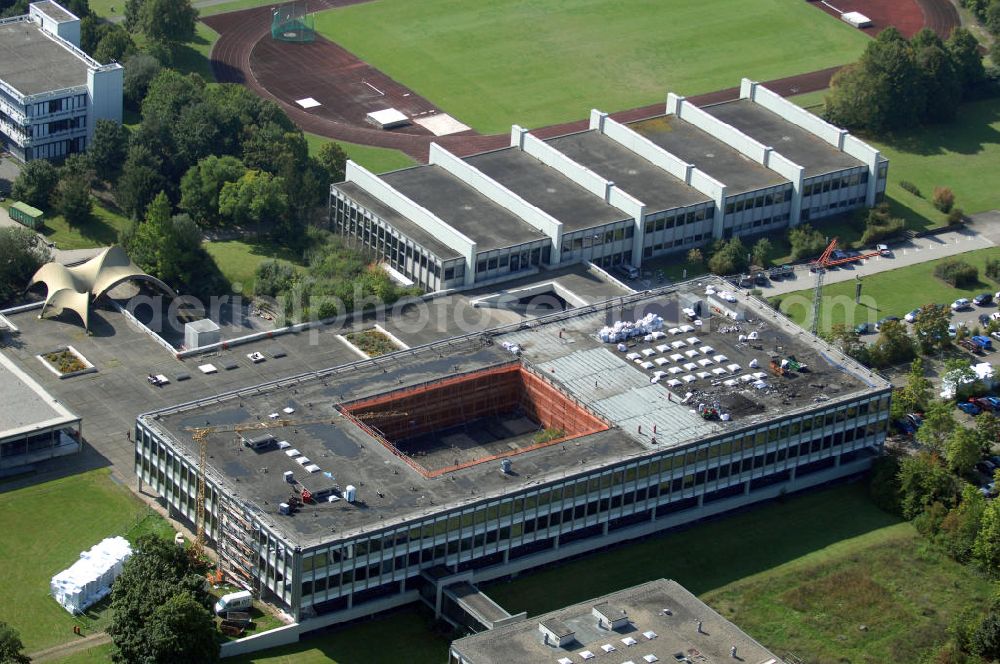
xmin=593 ymin=603 xmax=630 ymax=630
xmin=500 ymin=458 xmax=512 ymax=475
xmin=539 ymin=619 xmax=575 ymax=648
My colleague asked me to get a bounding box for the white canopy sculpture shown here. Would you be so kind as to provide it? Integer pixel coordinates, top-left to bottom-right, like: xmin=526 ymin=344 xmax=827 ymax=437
xmin=30 ymin=246 xmax=175 ymax=330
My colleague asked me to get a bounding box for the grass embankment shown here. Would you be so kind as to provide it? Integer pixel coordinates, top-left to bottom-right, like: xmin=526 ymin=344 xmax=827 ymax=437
xmin=315 ymin=0 xmax=869 ymax=133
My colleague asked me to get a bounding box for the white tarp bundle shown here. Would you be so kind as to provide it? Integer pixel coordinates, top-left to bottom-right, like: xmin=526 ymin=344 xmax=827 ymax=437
xmin=599 ymin=313 xmax=664 ymax=343
xmin=51 ymin=536 xmax=133 ymax=614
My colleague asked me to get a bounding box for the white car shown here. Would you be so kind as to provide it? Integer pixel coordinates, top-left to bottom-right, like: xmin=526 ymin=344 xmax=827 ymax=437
xmin=904 ymin=309 xmax=921 ymax=323
xmin=717 ymin=290 xmax=737 ymax=303
xmin=876 ymin=244 xmax=891 ymax=257
xmin=952 ymin=298 xmax=971 ymax=311
xmin=992 ymin=312 xmax=1000 ymax=321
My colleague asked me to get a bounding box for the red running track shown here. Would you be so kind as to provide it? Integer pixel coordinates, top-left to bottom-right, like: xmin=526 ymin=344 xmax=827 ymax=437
xmin=205 ymin=0 xmax=960 ymax=163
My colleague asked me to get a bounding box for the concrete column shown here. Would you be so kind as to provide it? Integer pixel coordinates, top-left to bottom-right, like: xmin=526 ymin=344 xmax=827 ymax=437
xmin=697 ymin=493 xmax=704 ymax=507
xmin=712 ymin=192 xmax=726 ymax=239
xmin=503 ymin=548 xmax=510 ymax=564
xmin=743 ymin=480 xmax=751 ymax=496
xmin=602 ymin=521 xmax=609 ymax=536
xmin=553 ymin=535 xmax=560 ymax=550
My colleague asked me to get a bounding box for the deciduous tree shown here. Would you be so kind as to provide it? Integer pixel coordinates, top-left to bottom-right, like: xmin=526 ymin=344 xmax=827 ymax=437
xmin=0 ymin=620 xmax=30 ymax=664
xmin=0 ymin=226 xmax=51 ymax=304
xmin=89 ymin=120 xmax=130 ymax=183
xmin=179 ymin=155 xmax=246 ymax=226
xmin=11 ymin=159 xmax=58 ymax=209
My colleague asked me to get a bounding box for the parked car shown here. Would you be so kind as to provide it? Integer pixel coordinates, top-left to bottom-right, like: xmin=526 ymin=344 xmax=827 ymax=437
xmin=904 ymin=309 xmax=921 ymax=324
xmin=754 ymin=271 xmax=768 ymax=286
xmin=992 ymin=311 xmax=1000 ymax=321
xmin=989 ymin=454 xmax=1000 ymax=467
xmin=974 ymin=293 xmax=994 ymax=306
xmin=952 ymin=298 xmax=972 ymax=311
xmin=779 ymin=264 xmax=794 ymax=278
xmin=959 ymin=401 xmax=982 ymax=416
xmin=615 ymin=264 xmax=640 ymax=280
xmin=768 ymin=267 xmax=784 ymax=280
xmin=907 ymin=413 xmax=924 ymax=429
xmin=949 ymin=324 xmax=958 ymax=338
xmin=972 ymin=335 xmax=994 ymax=351
xmin=875 ymin=316 xmax=900 ymax=331
xmin=976 ymin=461 xmax=995 ymax=475
xmin=980 ymin=481 xmax=996 ymax=498
xmin=854 ymin=322 xmax=875 ymax=335
xmin=971 ymin=397 xmax=997 ymax=412
xmin=894 ymin=419 xmax=916 ymax=436
xmin=831 ymin=249 xmax=847 ymax=261
xmin=980 ymin=313 xmax=991 ymax=327
xmin=738 ymin=274 xmax=753 ymax=288
xmin=984 ymin=397 xmax=1000 ymax=411
xmin=876 ymin=244 xmax=891 ymax=257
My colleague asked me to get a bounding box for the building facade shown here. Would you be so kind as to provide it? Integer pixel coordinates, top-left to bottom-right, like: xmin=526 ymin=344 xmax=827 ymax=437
xmin=134 ymin=283 xmax=892 ymax=624
xmin=0 ymin=1 xmax=123 ymax=162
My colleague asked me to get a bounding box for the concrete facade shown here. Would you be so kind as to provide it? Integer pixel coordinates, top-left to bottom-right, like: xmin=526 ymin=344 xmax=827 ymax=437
xmin=329 ymin=80 xmax=887 ymax=292
xmin=0 ymin=1 xmax=123 ymax=162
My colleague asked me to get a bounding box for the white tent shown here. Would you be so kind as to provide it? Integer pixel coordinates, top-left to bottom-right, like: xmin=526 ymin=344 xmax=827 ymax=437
xmin=50 ymin=536 xmax=132 ymax=614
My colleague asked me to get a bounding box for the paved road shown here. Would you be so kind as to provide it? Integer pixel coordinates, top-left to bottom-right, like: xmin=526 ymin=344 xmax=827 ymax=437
xmin=759 ymin=225 xmax=995 ymax=296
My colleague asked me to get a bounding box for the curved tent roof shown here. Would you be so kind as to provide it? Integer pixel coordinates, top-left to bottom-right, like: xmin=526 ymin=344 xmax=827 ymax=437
xmin=29 ymin=246 xmax=176 ymax=330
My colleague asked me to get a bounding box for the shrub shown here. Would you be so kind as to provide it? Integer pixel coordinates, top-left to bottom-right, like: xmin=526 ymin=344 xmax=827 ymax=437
xmin=899 ymin=180 xmax=922 ymax=197
xmin=986 ymin=258 xmax=1000 ymax=281
xmin=933 ymin=186 xmax=956 ymax=212
xmin=861 ymin=216 xmax=905 ymax=244
xmin=788 ymin=224 xmax=828 ymax=261
xmin=947 ymin=207 xmax=965 ymax=226
xmin=934 ymin=259 xmax=979 ymax=287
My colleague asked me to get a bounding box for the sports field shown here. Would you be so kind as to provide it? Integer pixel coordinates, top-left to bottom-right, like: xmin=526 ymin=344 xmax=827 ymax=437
xmin=314 ymin=0 xmax=871 ymax=133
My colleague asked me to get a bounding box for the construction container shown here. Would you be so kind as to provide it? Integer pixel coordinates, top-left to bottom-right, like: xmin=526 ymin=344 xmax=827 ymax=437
xmin=9 ymin=201 xmax=44 ymax=229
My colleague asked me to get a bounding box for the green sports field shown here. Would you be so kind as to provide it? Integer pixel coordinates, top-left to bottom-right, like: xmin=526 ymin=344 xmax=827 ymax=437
xmin=314 ymin=0 xmax=870 ymax=134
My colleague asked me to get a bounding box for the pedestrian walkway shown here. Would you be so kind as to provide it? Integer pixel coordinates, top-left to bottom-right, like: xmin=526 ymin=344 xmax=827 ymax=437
xmin=28 ymin=631 xmax=111 ymax=663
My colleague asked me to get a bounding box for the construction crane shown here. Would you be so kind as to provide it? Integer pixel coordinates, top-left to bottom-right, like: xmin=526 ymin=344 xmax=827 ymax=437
xmin=809 ymin=238 xmax=882 ymax=335
xmin=184 ymin=411 xmax=409 ymax=556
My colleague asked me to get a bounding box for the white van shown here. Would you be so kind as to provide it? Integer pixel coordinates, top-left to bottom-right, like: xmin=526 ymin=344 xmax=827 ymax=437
xmin=214 ymin=590 xmax=252 ymax=615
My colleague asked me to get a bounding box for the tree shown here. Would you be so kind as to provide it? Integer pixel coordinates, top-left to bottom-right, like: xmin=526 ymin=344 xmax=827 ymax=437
xmin=0 ymin=620 xmax=30 ymax=664
xmin=145 ymin=592 xmax=219 ymax=664
xmin=939 ymin=484 xmax=986 ymax=561
xmin=116 ymin=143 xmax=167 ymax=219
xmin=707 ymin=237 xmax=747 ymax=275
xmin=107 ymin=535 xmax=217 ymax=664
xmin=122 ymin=53 xmax=162 ymax=110
xmin=179 ymin=155 xmax=246 ymax=226
xmin=971 ymin=609 xmax=1000 ymax=660
xmin=10 ymin=159 xmax=58 ymax=209
xmin=868 ymin=319 xmax=915 ymax=368
xmin=255 ymin=260 xmax=296 ymax=298
xmin=218 ymin=170 xmax=288 ymax=234
xmin=916 ymin=43 xmax=962 ymax=122
xmin=57 ymin=172 xmax=93 ymax=229
xmin=987 ymin=0 xmax=1000 ymax=35
xmin=869 ymin=452 xmax=902 ymax=515
xmin=894 ymin=357 xmax=932 ymax=417
xmin=751 ymin=237 xmax=772 ymax=267
xmin=89 ymin=120 xmax=130 ymax=183
xmin=944 ymin=357 xmax=980 ymax=400
xmin=826 ymin=28 xmax=926 ymax=132
xmin=827 ymin=323 xmax=869 ymax=364
xmin=913 ymin=303 xmax=952 ymax=353
xmin=788 ymin=224 xmax=827 ymax=260
xmin=316 ymin=141 xmax=348 ymax=183
xmin=686 ymin=248 xmax=704 ymax=265
xmin=0 ymin=226 xmax=51 ymax=304
xmin=93 ymin=24 xmax=135 ymax=64
xmin=946 ymin=27 xmax=985 ymax=93
xmin=946 ymin=426 xmax=983 ymax=476
xmin=132 ymin=0 xmax=197 ymax=48
xmin=978 ymin=413 xmax=1000 ymax=453
xmin=898 ymin=451 xmax=957 ymax=519
xmin=973 ymin=498 xmax=1000 ymax=576
xmin=917 ymin=400 xmax=959 ymax=452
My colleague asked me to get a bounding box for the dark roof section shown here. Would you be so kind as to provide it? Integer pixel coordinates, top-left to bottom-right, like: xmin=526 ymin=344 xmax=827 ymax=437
xmin=704 ymin=99 xmax=864 ymax=177
xmin=544 ymin=131 xmax=710 ymax=212
xmin=465 ymin=147 xmax=632 ymax=232
xmin=382 ymin=165 xmax=548 ymax=252
xmin=627 ymin=115 xmax=787 ymax=195
xmin=0 ymin=20 xmax=90 ymax=96
xmin=333 ymin=181 xmax=462 ymax=260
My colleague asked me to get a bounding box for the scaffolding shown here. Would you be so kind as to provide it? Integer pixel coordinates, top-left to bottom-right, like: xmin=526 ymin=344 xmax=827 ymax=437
xmin=271 ymin=1 xmax=315 ymax=43
xmin=218 ymin=497 xmax=259 ymax=593
xmin=340 ymin=363 xmax=609 ymax=478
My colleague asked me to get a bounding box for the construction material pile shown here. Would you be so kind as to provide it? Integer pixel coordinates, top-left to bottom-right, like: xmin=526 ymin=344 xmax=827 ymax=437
xmin=50 ymin=536 xmax=133 ymax=614
xmin=598 ymin=313 xmax=664 ymax=343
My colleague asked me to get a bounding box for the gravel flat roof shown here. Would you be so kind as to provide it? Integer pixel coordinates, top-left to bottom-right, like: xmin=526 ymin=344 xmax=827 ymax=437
xmin=0 ymin=351 xmax=79 ymax=440
xmin=0 ymin=20 xmax=90 ymax=97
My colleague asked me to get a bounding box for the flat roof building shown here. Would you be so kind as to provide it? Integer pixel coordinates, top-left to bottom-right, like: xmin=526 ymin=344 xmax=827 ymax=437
xmin=329 ymin=79 xmax=887 ymax=293
xmin=0 ymin=350 xmax=81 ymax=472
xmin=449 ymin=579 xmax=784 ymax=664
xmin=136 ymin=278 xmax=891 ymax=626
xmin=0 ymin=1 xmax=123 ymax=162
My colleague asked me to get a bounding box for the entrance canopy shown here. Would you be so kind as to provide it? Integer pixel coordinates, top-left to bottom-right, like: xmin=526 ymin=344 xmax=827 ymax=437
xmin=29 ymin=246 xmax=176 ymax=330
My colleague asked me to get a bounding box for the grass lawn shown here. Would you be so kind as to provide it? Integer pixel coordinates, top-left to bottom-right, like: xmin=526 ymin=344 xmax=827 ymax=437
xmin=789 ymin=95 xmax=1000 ymax=232
xmin=0 ymin=198 xmax=129 ymax=250
xmin=703 ymin=527 xmax=991 ymax=663
xmin=303 ymin=133 xmax=416 ymax=174
xmin=52 ymin=643 xmax=113 ymax=663
xmin=240 ymin=483 xmax=983 ymax=664
xmin=232 ymin=608 xmax=448 ymax=664
xmin=173 ymin=21 xmax=220 ymax=80
xmin=314 ymin=0 xmax=870 ymax=134
xmin=204 ymin=239 xmax=306 ymax=294
xmin=774 ymin=246 xmax=1000 ymax=331
xmin=0 ymin=469 xmax=172 ymax=652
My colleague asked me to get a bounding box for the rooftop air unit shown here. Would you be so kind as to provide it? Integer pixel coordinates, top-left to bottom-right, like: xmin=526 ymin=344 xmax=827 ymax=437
xmin=500 ymin=459 xmax=512 ymax=475
xmin=344 ymin=485 xmax=357 ymax=503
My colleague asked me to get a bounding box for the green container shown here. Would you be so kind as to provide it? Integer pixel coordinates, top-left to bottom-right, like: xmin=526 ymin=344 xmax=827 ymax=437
xmin=9 ymin=201 xmax=43 ymax=229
